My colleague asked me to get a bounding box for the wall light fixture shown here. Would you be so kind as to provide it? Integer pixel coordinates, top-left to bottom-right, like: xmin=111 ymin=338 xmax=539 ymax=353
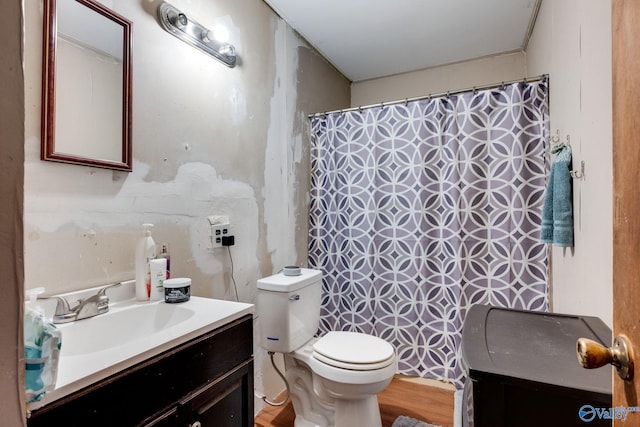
xmin=157 ymin=3 xmax=237 ymax=67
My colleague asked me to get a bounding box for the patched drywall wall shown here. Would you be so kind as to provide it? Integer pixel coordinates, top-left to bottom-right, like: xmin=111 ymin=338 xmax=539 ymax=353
xmin=23 ymin=0 xmax=350 ymax=300
xmin=23 ymin=0 xmax=349 ymax=415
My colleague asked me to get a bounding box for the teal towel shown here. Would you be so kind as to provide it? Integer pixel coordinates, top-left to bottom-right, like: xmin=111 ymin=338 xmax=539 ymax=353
xmin=541 ymin=145 xmax=574 ymax=247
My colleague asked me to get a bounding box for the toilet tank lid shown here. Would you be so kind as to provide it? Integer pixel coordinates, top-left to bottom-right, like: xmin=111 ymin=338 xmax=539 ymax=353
xmin=257 ymin=268 xmax=323 ymax=292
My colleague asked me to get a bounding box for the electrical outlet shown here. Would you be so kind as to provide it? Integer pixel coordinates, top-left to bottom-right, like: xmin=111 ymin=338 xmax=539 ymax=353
xmin=211 ymin=223 xmax=230 ymax=248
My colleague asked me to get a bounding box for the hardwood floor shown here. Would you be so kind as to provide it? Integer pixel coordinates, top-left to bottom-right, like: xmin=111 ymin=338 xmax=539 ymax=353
xmin=254 ymin=376 xmax=455 ymax=427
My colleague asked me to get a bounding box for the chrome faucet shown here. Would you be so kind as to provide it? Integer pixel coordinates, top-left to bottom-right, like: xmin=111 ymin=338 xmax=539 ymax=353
xmin=51 ymin=282 xmax=122 ymax=324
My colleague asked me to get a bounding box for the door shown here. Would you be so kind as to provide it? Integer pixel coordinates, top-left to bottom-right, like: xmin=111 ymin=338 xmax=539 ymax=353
xmin=612 ymin=0 xmax=640 ymax=425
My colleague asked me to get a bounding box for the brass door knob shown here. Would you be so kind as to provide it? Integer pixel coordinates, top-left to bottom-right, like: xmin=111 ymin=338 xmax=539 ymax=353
xmin=576 ymin=335 xmax=634 ymax=381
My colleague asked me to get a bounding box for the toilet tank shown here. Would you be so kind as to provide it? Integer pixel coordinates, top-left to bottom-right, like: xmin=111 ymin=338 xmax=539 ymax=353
xmin=256 ymin=268 xmax=323 ymax=353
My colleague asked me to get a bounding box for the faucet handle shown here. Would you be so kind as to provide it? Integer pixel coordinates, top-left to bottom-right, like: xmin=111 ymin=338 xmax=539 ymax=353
xmin=97 ymin=282 xmax=122 ymax=297
xmin=51 ymin=296 xmax=71 ymax=314
xmin=93 ymin=282 xmax=122 ymax=314
xmin=49 ymin=296 xmax=77 ymax=324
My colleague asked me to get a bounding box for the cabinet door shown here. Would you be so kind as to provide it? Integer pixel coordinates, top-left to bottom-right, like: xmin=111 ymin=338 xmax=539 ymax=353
xmin=181 ymin=360 xmax=254 ymax=427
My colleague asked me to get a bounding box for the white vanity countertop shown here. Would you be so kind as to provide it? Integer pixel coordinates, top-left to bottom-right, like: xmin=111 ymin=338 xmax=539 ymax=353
xmin=28 ymin=284 xmax=254 ymax=412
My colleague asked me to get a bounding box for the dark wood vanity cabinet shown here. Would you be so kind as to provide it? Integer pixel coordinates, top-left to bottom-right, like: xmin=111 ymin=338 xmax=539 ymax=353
xmin=28 ymin=315 xmax=254 ymax=427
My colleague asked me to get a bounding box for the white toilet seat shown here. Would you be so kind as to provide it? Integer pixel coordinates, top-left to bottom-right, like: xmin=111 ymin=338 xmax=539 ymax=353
xmin=295 ymin=331 xmax=397 ymax=386
xmin=312 ymin=331 xmax=395 ymax=371
xmin=312 ymin=351 xmax=395 ymax=371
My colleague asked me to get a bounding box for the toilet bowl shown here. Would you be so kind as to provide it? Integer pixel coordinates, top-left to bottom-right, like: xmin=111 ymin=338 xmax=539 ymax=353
xmin=257 ymin=269 xmax=397 ymax=427
xmin=286 ymin=333 xmax=397 ymax=427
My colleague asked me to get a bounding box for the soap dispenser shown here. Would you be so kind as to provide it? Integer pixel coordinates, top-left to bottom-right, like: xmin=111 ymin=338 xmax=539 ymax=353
xmin=135 ymin=223 xmax=156 ymax=301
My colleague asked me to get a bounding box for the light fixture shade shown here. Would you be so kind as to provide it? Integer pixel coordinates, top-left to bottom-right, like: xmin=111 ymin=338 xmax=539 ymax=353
xmin=157 ymin=3 xmax=237 ymax=68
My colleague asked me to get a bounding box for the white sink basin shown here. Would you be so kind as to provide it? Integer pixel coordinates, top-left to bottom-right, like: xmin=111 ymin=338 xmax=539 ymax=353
xmin=59 ymin=303 xmax=196 ymax=356
xmin=29 ymin=288 xmax=254 ymax=411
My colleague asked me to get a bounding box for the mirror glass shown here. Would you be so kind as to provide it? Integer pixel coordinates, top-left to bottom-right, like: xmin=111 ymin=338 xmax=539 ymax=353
xmin=42 ymin=0 xmax=132 ymax=171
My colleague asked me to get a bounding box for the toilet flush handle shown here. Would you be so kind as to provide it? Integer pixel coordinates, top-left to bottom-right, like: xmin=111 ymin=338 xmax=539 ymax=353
xmin=289 ymin=294 xmax=300 ymax=301
xmin=576 ymin=335 xmax=635 ymax=381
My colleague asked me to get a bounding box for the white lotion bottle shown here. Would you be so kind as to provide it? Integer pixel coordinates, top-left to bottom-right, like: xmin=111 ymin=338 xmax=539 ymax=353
xmin=135 ymin=223 xmax=156 ymax=301
xmin=149 ymin=258 xmax=167 ymax=301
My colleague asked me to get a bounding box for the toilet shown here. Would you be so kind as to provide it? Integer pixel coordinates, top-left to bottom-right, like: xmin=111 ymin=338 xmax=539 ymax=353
xmin=257 ymin=268 xmax=397 ymax=427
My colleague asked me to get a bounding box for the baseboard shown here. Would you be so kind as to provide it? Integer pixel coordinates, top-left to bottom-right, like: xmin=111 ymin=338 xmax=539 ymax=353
xmin=393 ymin=374 xmax=456 ymax=391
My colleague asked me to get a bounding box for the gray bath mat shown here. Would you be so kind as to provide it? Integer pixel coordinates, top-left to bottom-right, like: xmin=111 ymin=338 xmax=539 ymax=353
xmin=391 ymin=415 xmax=441 ymax=427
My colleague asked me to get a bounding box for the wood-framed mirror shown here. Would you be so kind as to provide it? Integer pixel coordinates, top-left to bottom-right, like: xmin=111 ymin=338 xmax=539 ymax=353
xmin=42 ymin=0 xmax=133 ymax=171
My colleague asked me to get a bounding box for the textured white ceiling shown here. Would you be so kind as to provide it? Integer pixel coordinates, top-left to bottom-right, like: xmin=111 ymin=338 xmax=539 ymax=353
xmin=263 ymin=0 xmax=540 ymax=82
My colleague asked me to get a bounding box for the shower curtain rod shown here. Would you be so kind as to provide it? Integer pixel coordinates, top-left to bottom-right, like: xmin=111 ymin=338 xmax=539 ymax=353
xmin=309 ymin=74 xmax=549 ymax=118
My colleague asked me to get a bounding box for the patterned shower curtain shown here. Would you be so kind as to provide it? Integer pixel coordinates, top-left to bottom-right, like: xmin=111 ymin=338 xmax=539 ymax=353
xmin=308 ymin=80 xmax=549 ymax=389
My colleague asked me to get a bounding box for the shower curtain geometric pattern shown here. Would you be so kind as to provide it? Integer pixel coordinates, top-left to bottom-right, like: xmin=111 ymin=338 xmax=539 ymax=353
xmin=308 ymin=80 xmax=549 ymax=389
